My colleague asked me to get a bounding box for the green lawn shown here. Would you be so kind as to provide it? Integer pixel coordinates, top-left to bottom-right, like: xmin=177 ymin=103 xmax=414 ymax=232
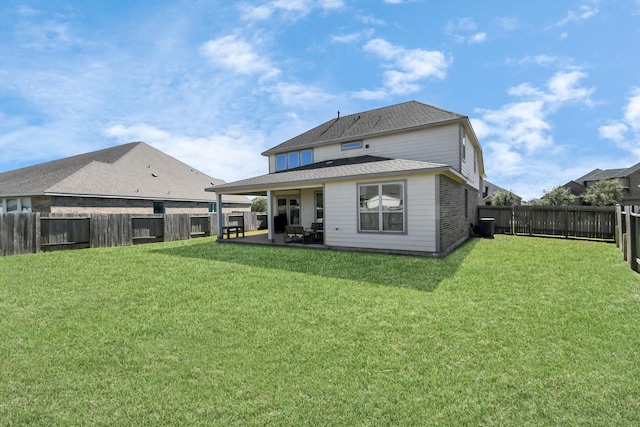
xmin=1 ymin=235 xmax=639 ymax=425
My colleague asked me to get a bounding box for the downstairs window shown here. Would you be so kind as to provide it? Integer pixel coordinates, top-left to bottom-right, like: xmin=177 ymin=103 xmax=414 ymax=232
xmin=358 ymin=181 xmax=405 ymax=232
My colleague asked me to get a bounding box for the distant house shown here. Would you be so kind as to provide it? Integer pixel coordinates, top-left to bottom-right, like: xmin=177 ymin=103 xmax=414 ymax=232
xmin=0 ymin=142 xmax=250 ymax=214
xmin=562 ymin=162 xmax=640 ymax=206
xmin=481 ymin=180 xmax=522 ymax=205
xmin=208 ymin=100 xmax=485 ymax=256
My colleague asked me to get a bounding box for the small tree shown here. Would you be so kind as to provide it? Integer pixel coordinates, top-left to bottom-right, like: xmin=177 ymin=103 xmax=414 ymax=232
xmin=582 ymin=179 xmax=623 ymax=206
xmin=542 ymin=186 xmax=576 ymax=206
xmin=251 ymin=197 xmax=268 ymax=212
xmin=492 ymin=189 xmax=519 ymax=206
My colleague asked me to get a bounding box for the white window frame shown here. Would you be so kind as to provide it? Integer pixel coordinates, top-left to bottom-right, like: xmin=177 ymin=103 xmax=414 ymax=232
xmin=357 ymin=181 xmax=406 ymax=233
xmin=275 ymin=149 xmax=314 ymax=171
xmin=342 ymin=141 xmax=362 ymax=150
xmin=0 ymin=197 xmax=32 ymax=213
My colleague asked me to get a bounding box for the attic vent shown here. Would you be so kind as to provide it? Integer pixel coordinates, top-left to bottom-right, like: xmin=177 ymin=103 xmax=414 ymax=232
xmin=151 ymin=173 xmax=158 ymax=177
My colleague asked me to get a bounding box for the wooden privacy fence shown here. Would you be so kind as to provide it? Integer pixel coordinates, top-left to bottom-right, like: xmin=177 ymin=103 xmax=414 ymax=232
xmin=0 ymin=212 xmax=266 ymax=256
xmin=477 ymin=205 xmax=617 ymax=241
xmin=616 ymin=205 xmax=640 ymax=274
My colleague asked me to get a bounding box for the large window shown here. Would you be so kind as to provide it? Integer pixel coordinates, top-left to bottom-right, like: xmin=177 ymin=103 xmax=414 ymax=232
xmin=275 ymin=149 xmax=313 ymax=171
xmin=0 ymin=197 xmax=32 ymax=213
xmin=358 ymin=182 xmax=405 ymax=232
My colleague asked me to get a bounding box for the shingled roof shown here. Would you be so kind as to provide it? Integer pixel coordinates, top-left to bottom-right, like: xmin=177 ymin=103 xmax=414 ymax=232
xmin=262 ymin=100 xmax=467 ymax=155
xmin=208 ymin=158 xmax=460 ymax=193
xmin=0 ymin=142 xmax=249 ymax=204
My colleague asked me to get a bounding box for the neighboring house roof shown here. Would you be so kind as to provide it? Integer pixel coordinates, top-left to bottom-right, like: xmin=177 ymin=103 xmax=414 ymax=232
xmin=574 ymin=162 xmax=640 ymax=184
xmin=584 ymin=168 xmax=626 ymax=182
xmin=263 ymin=100 xmax=472 ymax=155
xmin=613 ymin=161 xmax=640 ymax=178
xmin=0 ymin=141 xmax=249 ymax=204
xmin=482 ymin=180 xmax=522 ymax=203
xmin=208 ymin=157 xmax=462 ymax=194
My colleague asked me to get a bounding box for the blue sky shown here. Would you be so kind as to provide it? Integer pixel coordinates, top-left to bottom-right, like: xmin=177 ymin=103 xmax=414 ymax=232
xmin=1 ymin=0 xmax=639 ymax=200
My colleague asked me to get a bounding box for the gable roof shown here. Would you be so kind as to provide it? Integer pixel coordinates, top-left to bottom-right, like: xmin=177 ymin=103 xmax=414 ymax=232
xmin=575 ymin=161 xmax=640 ymax=184
xmin=482 ymin=180 xmax=522 ymax=202
xmin=262 ymin=100 xmax=468 ymax=155
xmin=0 ymin=142 xmax=249 ymax=204
xmin=208 ymin=157 xmax=462 ymax=194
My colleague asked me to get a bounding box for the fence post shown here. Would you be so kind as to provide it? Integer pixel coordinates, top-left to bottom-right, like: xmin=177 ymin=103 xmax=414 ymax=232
xmin=615 ymin=205 xmax=622 ymax=249
xmin=625 ymin=206 xmax=637 ymax=272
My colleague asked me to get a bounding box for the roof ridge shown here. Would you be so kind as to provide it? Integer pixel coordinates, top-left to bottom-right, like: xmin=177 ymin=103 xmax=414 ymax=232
xmin=263 ymin=100 xmax=467 ymax=155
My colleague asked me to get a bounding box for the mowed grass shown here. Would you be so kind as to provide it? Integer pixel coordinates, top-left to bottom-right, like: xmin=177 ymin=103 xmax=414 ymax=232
xmin=1 ymin=235 xmax=639 ymax=426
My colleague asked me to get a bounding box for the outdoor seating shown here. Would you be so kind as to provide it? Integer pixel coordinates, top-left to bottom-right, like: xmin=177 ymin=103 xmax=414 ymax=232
xmin=284 ymin=225 xmax=309 ymax=244
xmin=223 ymin=215 xmax=245 ymax=239
xmin=308 ymin=222 xmax=324 ymax=243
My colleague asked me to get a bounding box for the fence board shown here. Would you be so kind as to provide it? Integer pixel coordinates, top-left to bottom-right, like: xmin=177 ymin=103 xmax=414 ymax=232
xmin=0 ymin=213 xmax=39 ymax=255
xmin=91 ymin=214 xmax=132 ymax=248
xmin=165 ymin=214 xmax=190 ymax=242
xmin=1 ymin=212 xmax=263 ymax=256
xmin=190 ymin=215 xmax=211 ymax=238
xmin=478 ymin=205 xmax=616 ymax=241
xmin=132 ymin=215 xmax=164 ymax=245
xmin=40 ymin=214 xmax=90 ymax=251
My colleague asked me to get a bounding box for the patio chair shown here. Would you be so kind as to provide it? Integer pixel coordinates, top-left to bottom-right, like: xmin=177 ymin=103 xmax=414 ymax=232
xmin=284 ymin=225 xmax=307 ymax=244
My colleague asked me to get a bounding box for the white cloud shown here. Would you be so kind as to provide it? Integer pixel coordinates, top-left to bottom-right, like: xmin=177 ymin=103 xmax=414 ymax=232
xmin=357 ymin=38 xmax=448 ymax=98
xmin=599 ymin=88 xmax=640 ymax=158
xmin=469 ymin=32 xmax=487 ymax=44
xmin=318 ymin=0 xmax=345 ymax=9
xmin=267 ymin=82 xmax=336 ymax=108
xmin=105 ymin=123 xmax=268 ymax=182
xmin=473 ymin=68 xmax=595 ymax=194
xmin=624 ymin=87 xmax=640 ymax=132
xmin=358 ymin=15 xmax=386 ymax=25
xmin=494 ymin=17 xmax=519 ymax=31
xmin=445 ymin=18 xmax=487 ymax=43
xmin=331 ymin=29 xmax=375 ymax=44
xmin=200 ymin=35 xmax=280 ymax=80
xmin=599 ymin=122 xmax=628 ymax=142
xmin=552 ymin=2 xmax=599 ymax=27
xmin=238 ymin=0 xmax=342 ymax=21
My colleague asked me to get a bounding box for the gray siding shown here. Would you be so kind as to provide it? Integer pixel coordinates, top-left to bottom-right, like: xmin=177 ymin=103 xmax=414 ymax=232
xmin=324 ymin=174 xmax=437 ymax=253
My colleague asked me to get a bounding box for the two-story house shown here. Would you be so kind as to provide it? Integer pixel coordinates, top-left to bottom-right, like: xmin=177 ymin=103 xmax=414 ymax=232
xmin=208 ymin=101 xmax=485 ymax=256
xmin=561 ymin=162 xmax=640 ymax=206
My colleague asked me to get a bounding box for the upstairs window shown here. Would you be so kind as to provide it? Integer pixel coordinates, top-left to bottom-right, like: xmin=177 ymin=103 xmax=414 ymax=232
xmin=342 ymin=141 xmax=362 ymax=150
xmin=275 ymin=149 xmax=313 ymax=171
xmin=461 ymin=130 xmax=467 ymax=160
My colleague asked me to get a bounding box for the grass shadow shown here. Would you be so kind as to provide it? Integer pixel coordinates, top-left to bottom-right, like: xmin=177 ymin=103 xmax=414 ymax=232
xmin=149 ymin=237 xmax=480 ymax=292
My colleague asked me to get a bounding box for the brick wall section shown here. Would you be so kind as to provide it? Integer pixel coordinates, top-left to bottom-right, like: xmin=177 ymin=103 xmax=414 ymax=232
xmin=31 ymin=196 xmax=52 ymax=213
xmin=48 ymin=196 xmax=210 ymax=214
xmin=623 ymin=170 xmax=640 ymax=205
xmin=439 ymin=175 xmax=471 ymax=252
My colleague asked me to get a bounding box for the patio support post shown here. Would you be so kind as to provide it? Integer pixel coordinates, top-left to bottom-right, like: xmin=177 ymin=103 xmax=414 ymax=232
xmin=216 ymin=192 xmax=224 ymax=238
xmin=267 ymin=190 xmax=274 ymax=243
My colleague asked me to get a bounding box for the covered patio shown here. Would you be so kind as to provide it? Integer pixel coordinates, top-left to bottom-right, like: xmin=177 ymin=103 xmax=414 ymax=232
xmin=218 ymin=229 xmax=326 ymax=248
